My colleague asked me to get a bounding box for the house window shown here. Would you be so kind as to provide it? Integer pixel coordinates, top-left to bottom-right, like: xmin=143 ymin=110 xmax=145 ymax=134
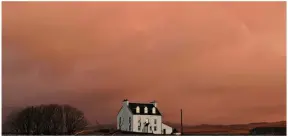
xmin=129 ymin=117 xmax=132 ymax=131
xmin=150 ymin=126 xmax=152 ymax=131
xmin=138 ymin=119 xmax=141 ymax=131
xmin=154 ymin=126 xmax=157 ymax=131
xmin=136 ymin=106 xmax=140 ymax=113
xmin=152 ymin=107 xmax=156 ymax=114
xmin=144 ymin=107 xmax=148 ymax=113
xmin=154 ymin=119 xmax=157 ymax=124
xmin=119 ymin=117 xmax=121 ymax=128
xmin=145 ymin=118 xmax=149 ymax=124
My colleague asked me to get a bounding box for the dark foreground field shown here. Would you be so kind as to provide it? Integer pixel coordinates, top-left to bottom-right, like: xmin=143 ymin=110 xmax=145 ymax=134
xmin=181 ymin=121 xmax=286 ymax=135
xmin=75 ymin=121 xmax=286 ymax=135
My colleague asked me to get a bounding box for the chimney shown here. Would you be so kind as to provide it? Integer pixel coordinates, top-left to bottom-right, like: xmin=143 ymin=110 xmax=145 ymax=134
xmin=151 ymin=100 xmax=157 ymax=107
xmin=123 ymin=99 xmax=129 ymax=106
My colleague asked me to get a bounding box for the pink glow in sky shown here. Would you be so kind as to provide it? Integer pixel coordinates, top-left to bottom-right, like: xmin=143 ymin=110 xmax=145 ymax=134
xmin=2 ymin=2 xmax=286 ymax=125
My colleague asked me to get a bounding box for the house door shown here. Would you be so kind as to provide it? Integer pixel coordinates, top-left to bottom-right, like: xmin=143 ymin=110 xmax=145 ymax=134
xmin=163 ymin=129 xmax=166 ymax=134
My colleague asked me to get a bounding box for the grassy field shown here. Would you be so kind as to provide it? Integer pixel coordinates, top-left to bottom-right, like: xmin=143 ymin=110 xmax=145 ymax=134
xmin=181 ymin=121 xmax=286 ymax=135
xmin=76 ymin=121 xmax=286 ymax=135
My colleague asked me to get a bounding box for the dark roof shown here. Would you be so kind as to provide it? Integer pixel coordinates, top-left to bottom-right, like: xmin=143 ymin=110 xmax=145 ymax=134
xmin=128 ymin=103 xmax=161 ymax=115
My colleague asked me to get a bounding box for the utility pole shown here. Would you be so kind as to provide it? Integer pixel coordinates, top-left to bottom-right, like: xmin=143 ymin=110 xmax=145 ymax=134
xmin=181 ymin=109 xmax=183 ymax=135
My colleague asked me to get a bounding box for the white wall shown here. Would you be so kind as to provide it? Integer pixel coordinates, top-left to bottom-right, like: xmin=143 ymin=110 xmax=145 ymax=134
xmin=162 ymin=123 xmax=173 ymax=134
xmin=132 ymin=115 xmax=162 ymax=134
xmin=117 ymin=105 xmax=133 ymax=131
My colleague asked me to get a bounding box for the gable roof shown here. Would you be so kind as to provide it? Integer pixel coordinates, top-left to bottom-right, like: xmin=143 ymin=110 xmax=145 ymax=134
xmin=128 ymin=103 xmax=161 ymax=116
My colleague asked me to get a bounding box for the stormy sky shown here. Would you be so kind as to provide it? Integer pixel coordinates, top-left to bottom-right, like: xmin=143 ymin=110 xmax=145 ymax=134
xmin=2 ymin=2 xmax=286 ymax=125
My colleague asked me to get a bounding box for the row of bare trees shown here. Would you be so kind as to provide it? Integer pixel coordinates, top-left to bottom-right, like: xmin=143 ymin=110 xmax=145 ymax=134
xmin=2 ymin=104 xmax=88 ymax=135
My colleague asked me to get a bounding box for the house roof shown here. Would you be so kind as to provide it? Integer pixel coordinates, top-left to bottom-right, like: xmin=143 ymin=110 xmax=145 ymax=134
xmin=128 ymin=103 xmax=161 ymax=116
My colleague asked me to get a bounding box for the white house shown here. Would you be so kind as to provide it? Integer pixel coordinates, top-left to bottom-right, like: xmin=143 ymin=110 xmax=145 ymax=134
xmin=117 ymin=99 xmax=173 ymax=135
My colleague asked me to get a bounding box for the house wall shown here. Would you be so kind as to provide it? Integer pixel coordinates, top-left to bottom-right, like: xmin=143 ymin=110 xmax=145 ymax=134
xmin=162 ymin=123 xmax=173 ymax=134
xmin=132 ymin=115 xmax=162 ymax=134
xmin=117 ymin=105 xmax=133 ymax=131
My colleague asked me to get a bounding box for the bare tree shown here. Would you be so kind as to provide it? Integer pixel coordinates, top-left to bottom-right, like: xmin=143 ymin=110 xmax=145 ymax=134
xmin=3 ymin=106 xmax=36 ymax=135
xmin=63 ymin=104 xmax=88 ymax=135
xmin=3 ymin=104 xmax=88 ymax=135
xmin=2 ymin=108 xmax=23 ymax=134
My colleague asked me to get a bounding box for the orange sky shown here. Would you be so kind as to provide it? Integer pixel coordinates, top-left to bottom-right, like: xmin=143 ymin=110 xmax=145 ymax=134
xmin=2 ymin=2 xmax=286 ymax=125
